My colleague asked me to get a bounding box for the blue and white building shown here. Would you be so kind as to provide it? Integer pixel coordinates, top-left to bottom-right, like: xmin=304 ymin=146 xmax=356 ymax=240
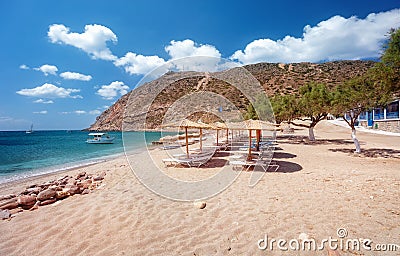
xmin=356 ymin=99 xmax=400 ymax=132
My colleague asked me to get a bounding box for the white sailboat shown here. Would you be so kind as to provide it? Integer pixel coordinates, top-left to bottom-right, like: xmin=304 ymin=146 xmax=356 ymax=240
xmin=26 ymin=124 xmax=33 ymax=134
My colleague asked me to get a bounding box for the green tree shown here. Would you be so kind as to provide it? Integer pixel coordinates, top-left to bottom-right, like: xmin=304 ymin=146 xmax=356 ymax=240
xmin=374 ymin=28 xmax=400 ymax=98
xmin=331 ymin=76 xmax=376 ymax=153
xmin=290 ymin=82 xmax=333 ymax=141
xmin=332 ymin=28 xmax=400 ymax=153
xmin=381 ymin=28 xmax=400 ymax=70
xmin=253 ymin=93 xmax=275 ymax=122
xmin=244 ymin=103 xmax=258 ymax=120
xmin=270 ymin=94 xmax=299 ymax=124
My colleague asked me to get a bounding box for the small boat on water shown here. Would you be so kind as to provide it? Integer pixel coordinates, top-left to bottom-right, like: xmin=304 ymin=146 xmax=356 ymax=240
xmin=86 ymin=133 xmax=115 ymax=144
xmin=26 ymin=124 xmax=33 ymax=134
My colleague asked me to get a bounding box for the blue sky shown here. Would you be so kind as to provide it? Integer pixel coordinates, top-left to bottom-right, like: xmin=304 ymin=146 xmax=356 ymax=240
xmin=0 ymin=0 xmax=399 ymax=130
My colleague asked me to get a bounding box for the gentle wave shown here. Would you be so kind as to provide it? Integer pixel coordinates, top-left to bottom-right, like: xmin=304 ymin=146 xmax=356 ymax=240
xmin=0 ymin=130 xmax=173 ymax=185
xmin=0 ymin=152 xmax=123 ymax=184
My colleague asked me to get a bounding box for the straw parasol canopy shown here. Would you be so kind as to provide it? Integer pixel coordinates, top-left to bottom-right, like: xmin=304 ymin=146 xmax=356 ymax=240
xmin=226 ymin=119 xmax=277 ymax=160
xmin=161 ymin=119 xmax=212 ymax=157
xmin=227 ymin=119 xmax=276 ymax=130
xmin=210 ymin=121 xmax=229 ymax=145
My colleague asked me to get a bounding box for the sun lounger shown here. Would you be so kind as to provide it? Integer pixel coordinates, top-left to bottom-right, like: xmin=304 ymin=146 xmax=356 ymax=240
xmin=229 ymin=159 xmax=279 ymax=172
xmin=207 ymin=144 xmax=228 ymax=151
xmin=162 ymin=158 xmax=192 ymax=167
xmin=187 ymin=154 xmax=214 ymax=167
xmin=162 ymin=153 xmax=214 ymax=168
xmin=163 ymin=150 xmax=216 ymax=167
xmin=173 ymin=150 xmax=215 ymax=159
xmin=161 ymin=144 xmax=181 ymax=150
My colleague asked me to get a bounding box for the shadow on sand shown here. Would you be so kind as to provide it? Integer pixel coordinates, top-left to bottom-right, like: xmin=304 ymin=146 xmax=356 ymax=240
xmin=272 ymin=152 xmax=297 ymax=159
xmin=278 ymin=135 xmax=355 ymax=146
xmin=172 ymin=147 xmax=303 ymax=172
xmin=251 ymin=160 xmax=303 ymax=173
xmin=329 ymin=148 xmax=400 ymax=159
xmin=202 ymin=158 xmax=228 ymax=168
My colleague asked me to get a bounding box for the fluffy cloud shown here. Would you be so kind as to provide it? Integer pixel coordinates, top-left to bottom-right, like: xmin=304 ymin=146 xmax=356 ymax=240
xmin=50 ymin=9 xmax=399 ymax=78
xmin=61 ymin=109 xmax=102 ymax=115
xmin=34 ymin=64 xmax=58 ymax=76
xmin=114 ymin=39 xmax=224 ymax=75
xmin=48 ymin=24 xmax=225 ymax=76
xmin=33 ymin=99 xmax=54 ymax=104
xmin=0 ymin=116 xmax=13 ymax=122
xmin=60 ymin=71 xmax=92 ymax=81
xmin=114 ymin=52 xmax=167 ymax=75
xmin=96 ymin=81 xmax=129 ymax=100
xmin=165 ymin=39 xmax=221 ymax=59
xmin=17 ymin=83 xmax=82 ymax=99
xmin=19 ymin=64 xmax=29 ymax=70
xmin=89 ymin=109 xmax=102 ymax=115
xmin=231 ymin=9 xmax=400 ymax=64
xmin=164 ymin=39 xmax=223 ymax=71
xmin=48 ymin=24 xmax=117 ymax=61
xmin=33 ymin=110 xmax=48 ymax=114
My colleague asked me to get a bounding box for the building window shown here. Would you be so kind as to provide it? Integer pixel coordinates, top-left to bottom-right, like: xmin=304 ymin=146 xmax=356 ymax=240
xmin=374 ymin=108 xmax=384 ymax=120
xmin=386 ymin=101 xmax=399 ymax=119
xmin=358 ymin=111 xmax=367 ymax=120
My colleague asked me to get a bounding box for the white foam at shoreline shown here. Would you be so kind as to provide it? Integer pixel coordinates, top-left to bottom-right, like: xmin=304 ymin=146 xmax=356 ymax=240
xmin=0 ymin=153 xmax=122 ymax=185
xmin=0 ymin=143 xmax=156 ymax=185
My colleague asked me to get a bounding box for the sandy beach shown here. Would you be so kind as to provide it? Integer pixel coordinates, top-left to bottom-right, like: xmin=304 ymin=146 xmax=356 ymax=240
xmin=0 ymin=120 xmax=399 ymax=255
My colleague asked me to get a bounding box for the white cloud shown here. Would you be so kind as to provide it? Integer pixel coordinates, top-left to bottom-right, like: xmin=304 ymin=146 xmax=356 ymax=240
xmin=164 ymin=39 xmax=223 ymax=72
xmin=17 ymin=83 xmax=82 ymax=99
xmin=60 ymin=109 xmax=101 ymax=115
xmin=114 ymin=39 xmax=224 ymax=76
xmin=165 ymin=39 xmax=221 ymax=59
xmin=33 ymin=110 xmax=48 ymax=114
xmin=231 ymin=9 xmax=400 ymax=64
xmin=0 ymin=116 xmax=13 ymax=122
xmin=19 ymin=64 xmax=29 ymax=70
xmin=96 ymin=81 xmax=129 ymax=100
xmin=114 ymin=52 xmax=166 ymax=75
xmin=89 ymin=109 xmax=102 ymax=115
xmin=33 ymin=99 xmax=54 ymax=104
xmin=33 ymin=64 xmax=58 ymax=76
xmin=60 ymin=71 xmax=92 ymax=81
xmin=0 ymin=116 xmax=30 ymax=130
xmin=48 ymin=24 xmax=117 ymax=61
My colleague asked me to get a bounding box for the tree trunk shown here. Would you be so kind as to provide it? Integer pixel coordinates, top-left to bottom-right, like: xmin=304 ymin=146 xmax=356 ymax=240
xmin=308 ymin=126 xmax=315 ymax=141
xmin=351 ymin=128 xmax=361 ymax=153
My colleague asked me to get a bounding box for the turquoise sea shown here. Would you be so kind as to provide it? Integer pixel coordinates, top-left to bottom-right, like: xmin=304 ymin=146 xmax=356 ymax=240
xmin=0 ymin=130 xmax=168 ymax=184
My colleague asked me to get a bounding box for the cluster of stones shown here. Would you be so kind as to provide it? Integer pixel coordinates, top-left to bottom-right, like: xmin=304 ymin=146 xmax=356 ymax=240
xmin=0 ymin=171 xmax=106 ymax=220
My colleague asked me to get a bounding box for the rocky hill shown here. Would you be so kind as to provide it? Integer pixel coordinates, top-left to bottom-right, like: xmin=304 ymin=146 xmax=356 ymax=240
xmin=87 ymin=60 xmax=375 ymax=131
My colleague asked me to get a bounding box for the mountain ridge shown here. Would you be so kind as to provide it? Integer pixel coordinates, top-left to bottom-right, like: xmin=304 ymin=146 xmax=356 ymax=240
xmin=87 ymin=60 xmax=375 ymax=131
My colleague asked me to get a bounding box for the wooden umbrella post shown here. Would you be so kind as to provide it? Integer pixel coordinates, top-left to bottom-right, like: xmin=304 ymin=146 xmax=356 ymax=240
xmin=226 ymin=128 xmax=229 ymax=143
xmin=216 ymin=129 xmax=219 ymax=145
xmin=185 ymin=126 xmax=189 ymax=158
xmin=248 ymin=129 xmax=252 ymax=161
xmin=256 ymin=129 xmax=261 ymax=151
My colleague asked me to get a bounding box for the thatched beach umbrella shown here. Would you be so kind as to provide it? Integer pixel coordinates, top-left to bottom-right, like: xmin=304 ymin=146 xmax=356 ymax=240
xmin=227 ymin=119 xmax=276 ymax=160
xmin=162 ymin=119 xmax=211 ymax=158
xmin=211 ymin=121 xmax=229 ymax=145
